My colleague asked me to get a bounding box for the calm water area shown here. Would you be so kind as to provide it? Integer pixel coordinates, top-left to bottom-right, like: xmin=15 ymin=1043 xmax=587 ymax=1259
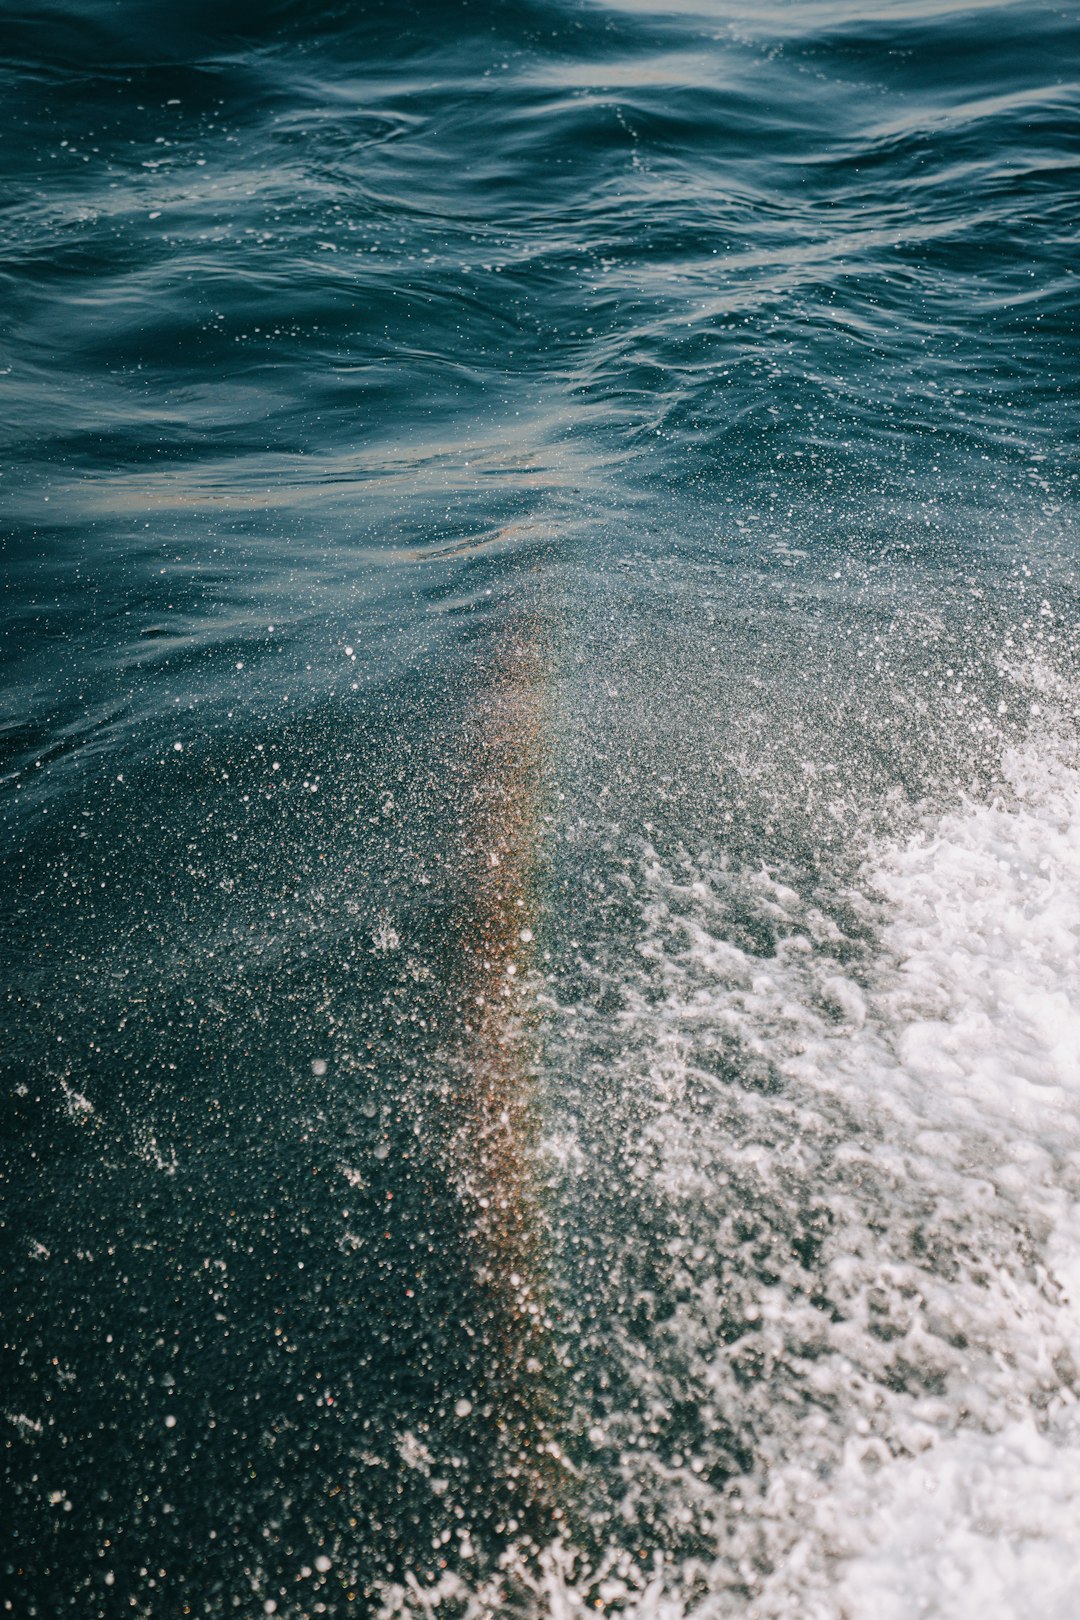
xmin=2 ymin=2 xmax=1079 ymax=1616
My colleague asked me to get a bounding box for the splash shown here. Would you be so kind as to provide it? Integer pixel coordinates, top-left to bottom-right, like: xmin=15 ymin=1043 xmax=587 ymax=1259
xmin=385 ymin=705 xmax=1080 ymax=1618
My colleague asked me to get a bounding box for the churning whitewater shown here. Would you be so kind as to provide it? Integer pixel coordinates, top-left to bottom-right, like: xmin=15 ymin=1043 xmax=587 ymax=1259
xmin=379 ymin=660 xmax=1080 ymax=1620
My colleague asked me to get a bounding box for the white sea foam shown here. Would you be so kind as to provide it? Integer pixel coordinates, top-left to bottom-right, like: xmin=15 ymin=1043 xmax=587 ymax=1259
xmin=618 ymin=734 xmax=1079 ymax=1614
xmin=382 ymin=719 xmax=1080 ymax=1618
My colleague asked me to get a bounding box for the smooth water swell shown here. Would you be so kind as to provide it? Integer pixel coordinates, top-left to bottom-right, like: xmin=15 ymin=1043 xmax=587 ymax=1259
xmin=2 ymin=0 xmax=1079 ymax=1615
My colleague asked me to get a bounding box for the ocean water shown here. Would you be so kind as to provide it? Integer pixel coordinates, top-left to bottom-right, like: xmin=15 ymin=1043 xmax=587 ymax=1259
xmin=2 ymin=1 xmax=1079 ymax=1615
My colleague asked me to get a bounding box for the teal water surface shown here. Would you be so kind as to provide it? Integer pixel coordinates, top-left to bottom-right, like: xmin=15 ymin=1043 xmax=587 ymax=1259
xmin=3 ymin=3 xmax=1080 ymax=1617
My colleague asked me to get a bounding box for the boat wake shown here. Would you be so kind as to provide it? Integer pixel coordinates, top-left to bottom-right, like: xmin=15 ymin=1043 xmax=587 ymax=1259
xmin=382 ymin=679 xmax=1080 ymax=1619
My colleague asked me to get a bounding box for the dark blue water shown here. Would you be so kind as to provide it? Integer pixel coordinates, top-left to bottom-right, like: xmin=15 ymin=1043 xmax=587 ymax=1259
xmin=3 ymin=3 xmax=1080 ymax=1616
